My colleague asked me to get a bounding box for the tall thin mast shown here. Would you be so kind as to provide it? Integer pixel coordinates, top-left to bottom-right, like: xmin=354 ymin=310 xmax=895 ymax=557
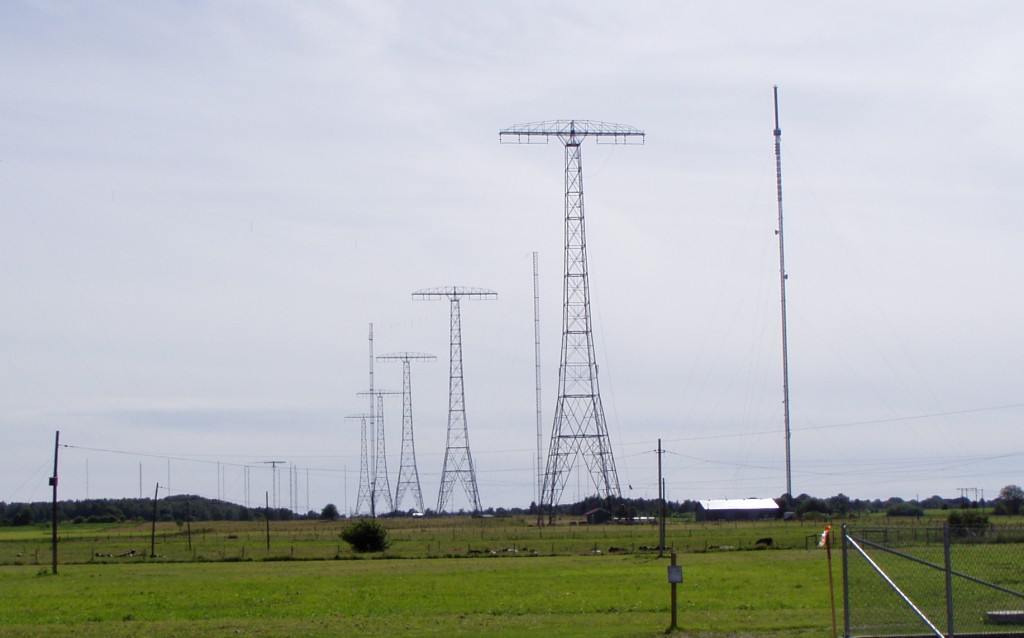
xmin=773 ymin=86 xmax=793 ymax=497
xmin=532 ymin=252 xmax=543 ymax=510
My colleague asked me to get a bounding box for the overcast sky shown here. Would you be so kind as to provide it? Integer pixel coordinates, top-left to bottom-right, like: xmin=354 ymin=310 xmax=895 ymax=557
xmin=2 ymin=1 xmax=1022 ymax=513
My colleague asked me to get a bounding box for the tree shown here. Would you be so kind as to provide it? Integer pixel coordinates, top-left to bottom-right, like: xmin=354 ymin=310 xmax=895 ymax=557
xmin=341 ymin=519 xmax=389 ymax=552
xmin=995 ymin=485 xmax=1024 ymax=516
xmin=320 ymin=503 xmax=340 ymax=521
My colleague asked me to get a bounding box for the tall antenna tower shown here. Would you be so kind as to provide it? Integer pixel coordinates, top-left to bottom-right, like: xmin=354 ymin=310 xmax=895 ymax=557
xmin=412 ymin=286 xmax=497 ymax=513
xmin=345 ymin=413 xmax=373 ymax=515
xmin=358 ymin=389 xmax=401 ymax=515
xmin=500 ymin=120 xmax=643 ymax=515
xmin=773 ymin=86 xmax=793 ymax=497
xmin=377 ymin=352 xmax=436 ymax=512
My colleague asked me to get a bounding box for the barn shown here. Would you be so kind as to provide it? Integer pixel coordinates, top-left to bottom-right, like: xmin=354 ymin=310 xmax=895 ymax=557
xmin=695 ymin=498 xmax=781 ymax=522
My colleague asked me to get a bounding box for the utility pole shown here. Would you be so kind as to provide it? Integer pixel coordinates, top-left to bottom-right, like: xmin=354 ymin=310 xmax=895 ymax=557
xmin=658 ymin=439 xmax=666 ymax=556
xmin=50 ymin=431 xmax=60 ymax=574
xmin=413 ymin=286 xmax=497 ymax=514
xmin=773 ymin=86 xmax=793 ymax=497
xmin=501 ymin=120 xmax=642 ymax=519
xmin=150 ymin=482 xmax=159 ymax=558
xmin=378 ymin=352 xmax=436 ymax=513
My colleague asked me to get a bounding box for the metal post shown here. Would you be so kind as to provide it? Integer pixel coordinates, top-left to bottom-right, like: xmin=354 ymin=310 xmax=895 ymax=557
xmin=842 ymin=524 xmax=851 ymax=637
xmin=670 ymin=550 xmax=679 ymax=631
xmin=944 ymin=524 xmax=955 ymax=636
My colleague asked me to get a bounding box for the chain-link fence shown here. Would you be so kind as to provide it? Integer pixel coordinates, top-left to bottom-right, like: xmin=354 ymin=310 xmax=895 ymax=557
xmin=842 ymin=524 xmax=1024 ymax=637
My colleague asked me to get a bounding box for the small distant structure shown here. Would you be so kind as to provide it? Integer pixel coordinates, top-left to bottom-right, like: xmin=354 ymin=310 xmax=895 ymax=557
xmin=583 ymin=508 xmax=613 ymax=525
xmin=695 ymin=498 xmax=780 ymax=522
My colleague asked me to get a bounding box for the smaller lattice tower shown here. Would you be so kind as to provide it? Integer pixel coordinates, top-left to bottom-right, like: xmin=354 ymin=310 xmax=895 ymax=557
xmin=412 ymin=286 xmax=496 ymax=513
xmin=357 ymin=389 xmax=400 ymax=515
xmin=377 ymin=352 xmax=436 ymax=512
xmin=344 ymin=414 xmax=373 ymax=516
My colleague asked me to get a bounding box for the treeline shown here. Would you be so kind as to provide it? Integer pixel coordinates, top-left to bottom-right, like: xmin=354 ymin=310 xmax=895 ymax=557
xmin=2 ymin=485 xmax=1020 ymax=526
xmin=539 ymin=486 xmax=1024 ymax=521
xmin=0 ymin=494 xmax=312 ymax=527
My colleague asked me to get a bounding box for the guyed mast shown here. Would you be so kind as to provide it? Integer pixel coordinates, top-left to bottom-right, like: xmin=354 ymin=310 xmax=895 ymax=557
xmin=773 ymin=86 xmax=793 ymax=497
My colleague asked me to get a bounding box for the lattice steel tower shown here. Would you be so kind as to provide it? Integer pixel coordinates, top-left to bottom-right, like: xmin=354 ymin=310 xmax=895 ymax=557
xmin=412 ymin=286 xmax=496 ymax=513
xmin=345 ymin=413 xmax=373 ymax=516
xmin=500 ymin=120 xmax=644 ymax=513
xmin=358 ymin=389 xmax=400 ymax=515
xmin=377 ymin=352 xmax=435 ymax=512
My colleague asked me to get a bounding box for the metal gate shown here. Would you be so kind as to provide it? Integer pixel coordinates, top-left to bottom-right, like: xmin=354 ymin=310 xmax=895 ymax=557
xmin=842 ymin=524 xmax=1024 ymax=637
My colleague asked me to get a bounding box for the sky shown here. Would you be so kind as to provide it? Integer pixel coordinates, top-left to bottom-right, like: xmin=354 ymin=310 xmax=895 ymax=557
xmin=2 ymin=1 xmax=1022 ymax=514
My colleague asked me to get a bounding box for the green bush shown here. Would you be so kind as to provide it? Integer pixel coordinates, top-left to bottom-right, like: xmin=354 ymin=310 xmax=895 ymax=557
xmin=948 ymin=509 xmax=988 ymax=530
xmin=885 ymin=502 xmax=923 ymax=517
xmin=341 ymin=519 xmax=390 ymax=553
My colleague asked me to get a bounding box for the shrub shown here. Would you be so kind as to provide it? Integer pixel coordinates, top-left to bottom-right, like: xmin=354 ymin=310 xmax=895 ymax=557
xmin=886 ymin=502 xmax=923 ymax=517
xmin=341 ymin=519 xmax=390 ymax=553
xmin=948 ymin=509 xmax=988 ymax=529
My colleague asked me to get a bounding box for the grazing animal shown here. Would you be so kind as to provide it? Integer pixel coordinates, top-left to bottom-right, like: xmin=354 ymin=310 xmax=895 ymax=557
xmin=755 ymin=537 xmax=773 ymax=548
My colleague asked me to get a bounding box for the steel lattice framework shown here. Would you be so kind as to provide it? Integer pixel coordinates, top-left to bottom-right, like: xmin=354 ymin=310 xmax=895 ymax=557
xmin=358 ymin=389 xmax=400 ymax=515
xmin=412 ymin=286 xmax=496 ymax=514
xmin=377 ymin=351 xmax=435 ymax=513
xmin=500 ymin=120 xmax=643 ymax=514
xmin=345 ymin=413 xmax=373 ymax=516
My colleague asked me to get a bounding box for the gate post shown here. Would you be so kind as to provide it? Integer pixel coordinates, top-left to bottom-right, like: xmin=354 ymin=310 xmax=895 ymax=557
xmin=842 ymin=524 xmax=851 ymax=637
xmin=944 ymin=523 xmax=954 ymax=636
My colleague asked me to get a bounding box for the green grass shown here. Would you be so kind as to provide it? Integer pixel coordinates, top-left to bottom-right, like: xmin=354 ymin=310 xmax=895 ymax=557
xmin=2 ymin=515 xmax=1019 ymax=637
xmin=1 ymin=516 xmax=841 ymax=565
xmin=0 ymin=551 xmax=836 ymax=637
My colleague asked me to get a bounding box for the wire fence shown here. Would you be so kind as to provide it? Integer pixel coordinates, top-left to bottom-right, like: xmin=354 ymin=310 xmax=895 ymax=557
xmin=842 ymin=524 xmax=1024 ymax=637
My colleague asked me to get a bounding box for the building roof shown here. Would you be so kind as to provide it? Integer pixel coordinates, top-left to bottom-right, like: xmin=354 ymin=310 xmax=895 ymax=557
xmin=698 ymin=498 xmax=779 ymax=511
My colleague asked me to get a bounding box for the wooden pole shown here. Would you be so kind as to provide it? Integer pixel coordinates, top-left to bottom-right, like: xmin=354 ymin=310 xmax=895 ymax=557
xmin=824 ymin=525 xmax=837 ymax=638
xmin=150 ymin=483 xmax=159 ymax=558
xmin=50 ymin=431 xmax=60 ymax=575
xmin=186 ymin=499 xmax=193 ymax=551
xmin=658 ymin=439 xmax=665 ymax=556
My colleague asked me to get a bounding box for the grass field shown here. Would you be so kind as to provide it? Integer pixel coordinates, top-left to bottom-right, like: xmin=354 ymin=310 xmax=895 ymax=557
xmin=2 ymin=513 xmax=1018 ymax=637
xmin=1 ymin=515 xmax=839 ymax=564
xmin=0 ymin=550 xmax=834 ymax=637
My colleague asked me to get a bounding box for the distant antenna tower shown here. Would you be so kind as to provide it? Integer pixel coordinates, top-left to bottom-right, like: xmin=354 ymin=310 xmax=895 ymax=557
xmin=378 ymin=352 xmax=436 ymax=512
xmin=358 ymin=389 xmax=401 ymax=515
xmin=500 ymin=120 xmax=643 ymax=514
xmin=262 ymin=460 xmax=285 ymax=509
xmin=345 ymin=413 xmax=373 ymax=515
xmin=412 ymin=286 xmax=497 ymax=513
xmin=773 ymin=86 xmax=793 ymax=497
xmin=532 ymin=252 xmax=543 ymax=509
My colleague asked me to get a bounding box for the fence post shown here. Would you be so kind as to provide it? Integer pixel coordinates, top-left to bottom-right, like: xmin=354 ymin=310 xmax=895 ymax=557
xmin=842 ymin=524 xmax=851 ymax=637
xmin=944 ymin=523 xmax=954 ymax=636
